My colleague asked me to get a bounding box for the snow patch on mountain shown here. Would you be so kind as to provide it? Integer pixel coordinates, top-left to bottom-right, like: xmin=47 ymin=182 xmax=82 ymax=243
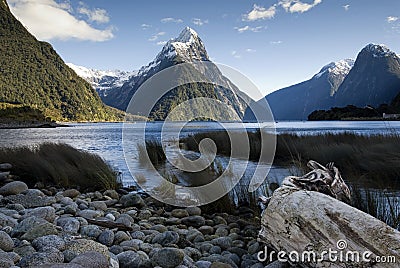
xmin=314 ymin=59 xmax=355 ymax=79
xmin=312 ymin=59 xmax=355 ymax=96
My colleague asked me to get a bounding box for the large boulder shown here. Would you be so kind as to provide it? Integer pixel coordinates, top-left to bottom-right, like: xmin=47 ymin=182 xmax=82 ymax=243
xmin=70 ymin=251 xmax=109 ymax=268
xmin=12 ymin=216 xmax=48 ymax=236
xmin=32 ymin=235 xmax=66 ymax=251
xmin=119 ymin=193 xmax=145 ymax=208
xmin=152 ymin=231 xmax=179 ymax=246
xmin=181 ymin=215 xmax=205 ymax=228
xmin=103 ymin=189 xmax=119 ymax=200
xmin=18 ymin=247 xmax=64 ymax=267
xmin=21 ymin=221 xmax=59 ymax=241
xmin=23 ymin=206 xmax=56 ymax=222
xmin=98 ymin=229 xmax=114 ymax=246
xmin=6 ymin=192 xmax=56 ymax=208
xmin=0 ymin=181 xmax=28 ymax=196
xmin=63 ymin=239 xmax=109 ymax=262
xmin=0 ymin=212 xmax=18 ymax=228
xmin=0 ymin=230 xmax=14 ymax=251
xmin=56 ymin=217 xmax=80 ymax=234
xmin=171 ymin=209 xmax=189 ymax=218
xmin=151 ymin=248 xmax=184 ymax=268
xmin=259 ymin=186 xmax=400 ymax=268
xmin=63 ymin=189 xmax=81 ymax=198
xmin=80 ymin=225 xmax=102 ymax=239
xmin=117 ymin=250 xmax=148 ymax=268
xmin=0 ymin=252 xmax=15 ymax=268
xmin=77 ymin=209 xmax=103 ymax=219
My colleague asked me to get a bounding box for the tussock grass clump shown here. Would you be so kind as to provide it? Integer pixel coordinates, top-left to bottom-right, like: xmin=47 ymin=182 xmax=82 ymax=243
xmin=0 ymin=143 xmax=120 ymax=191
xmin=137 ymin=139 xmax=166 ymax=166
xmin=182 ymin=131 xmax=400 ymax=185
xmin=181 ymin=130 xmax=264 ymax=162
xmin=275 ymin=132 xmax=400 ymax=185
xmin=182 ymin=130 xmax=400 ymax=228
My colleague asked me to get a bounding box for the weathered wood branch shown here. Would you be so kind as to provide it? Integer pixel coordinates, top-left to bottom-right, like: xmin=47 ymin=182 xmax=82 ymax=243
xmin=259 ymin=187 xmax=400 ymax=267
xmin=85 ymin=218 xmax=133 ymax=231
xmin=259 ymin=160 xmax=400 ymax=267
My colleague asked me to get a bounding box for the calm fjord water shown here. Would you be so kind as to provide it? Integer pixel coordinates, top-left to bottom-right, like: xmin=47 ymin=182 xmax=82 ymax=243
xmin=0 ymin=121 xmax=399 ymax=187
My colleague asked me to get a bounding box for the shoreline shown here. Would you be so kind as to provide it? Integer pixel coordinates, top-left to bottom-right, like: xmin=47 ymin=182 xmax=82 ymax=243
xmin=0 ymin=122 xmax=68 ymax=129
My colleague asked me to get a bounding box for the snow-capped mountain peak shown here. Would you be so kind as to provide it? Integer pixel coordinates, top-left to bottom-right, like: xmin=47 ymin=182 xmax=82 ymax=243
xmin=174 ymin=26 xmax=198 ymax=43
xmin=67 ymin=63 xmax=137 ymax=97
xmin=168 ymin=27 xmax=208 ymax=61
xmin=137 ymin=27 xmax=209 ymax=76
xmin=363 ymin=43 xmax=398 ymax=58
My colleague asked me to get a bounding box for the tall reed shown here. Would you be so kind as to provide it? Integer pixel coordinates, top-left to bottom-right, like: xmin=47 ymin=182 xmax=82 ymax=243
xmin=137 ymin=139 xmax=166 ymax=166
xmin=0 ymin=143 xmax=120 ymax=191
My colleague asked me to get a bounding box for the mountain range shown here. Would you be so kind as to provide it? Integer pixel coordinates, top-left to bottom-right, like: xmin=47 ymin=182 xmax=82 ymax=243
xmin=72 ymin=37 xmax=400 ymax=122
xmin=0 ymin=0 xmax=122 ymax=121
xmin=70 ymin=27 xmax=251 ymax=120
xmin=261 ymin=43 xmax=400 ymax=120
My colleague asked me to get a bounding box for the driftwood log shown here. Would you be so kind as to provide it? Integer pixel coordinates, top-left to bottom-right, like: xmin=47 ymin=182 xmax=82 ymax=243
xmin=259 ymin=161 xmax=400 ymax=267
xmin=85 ymin=218 xmax=133 ymax=231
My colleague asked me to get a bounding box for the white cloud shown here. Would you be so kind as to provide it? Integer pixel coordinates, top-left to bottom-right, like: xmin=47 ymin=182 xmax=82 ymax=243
xmin=192 ymin=18 xmax=209 ymax=26
xmin=387 ymin=16 xmax=399 ymax=23
xmin=148 ymin=32 xmax=166 ymax=42
xmin=8 ymin=0 xmax=114 ymax=41
xmin=387 ymin=16 xmax=400 ymax=33
xmin=241 ymin=0 xmax=323 ymax=23
xmin=243 ymin=4 xmax=276 ymax=21
xmin=343 ymin=4 xmax=350 ymax=11
xmin=234 ymin=25 xmax=265 ymax=33
xmin=270 ymin=40 xmax=283 ymax=45
xmin=231 ymin=51 xmax=241 ymax=59
xmin=161 ymin=17 xmax=183 ymax=23
xmin=279 ymin=0 xmax=322 ymax=14
xmin=156 ymin=40 xmax=167 ymax=46
xmin=78 ymin=4 xmax=109 ymax=23
xmin=246 ymin=48 xmax=256 ymax=53
xmin=141 ymin=23 xmax=151 ymax=30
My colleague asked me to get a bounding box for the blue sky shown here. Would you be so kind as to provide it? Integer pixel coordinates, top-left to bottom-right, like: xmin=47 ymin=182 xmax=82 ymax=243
xmin=8 ymin=0 xmax=400 ymax=97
